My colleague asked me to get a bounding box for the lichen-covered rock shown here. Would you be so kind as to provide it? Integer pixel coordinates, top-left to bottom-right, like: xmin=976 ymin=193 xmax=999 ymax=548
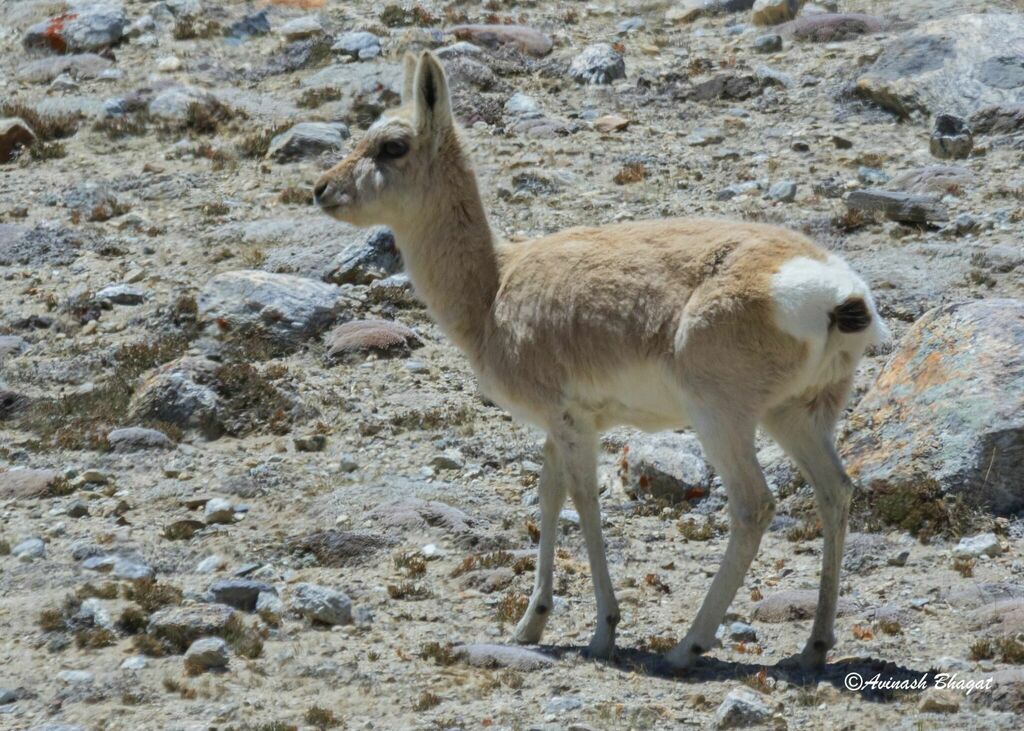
xmin=23 ymin=5 xmax=127 ymax=54
xmin=325 ymin=319 xmax=422 ymax=363
xmin=197 ymin=270 xmax=344 ymax=348
xmin=568 ymin=44 xmax=625 ymax=85
xmin=266 ymin=122 xmax=350 ymax=162
xmin=183 ymin=637 xmax=229 ymax=672
xmin=128 ymin=356 xmax=222 ymax=436
xmin=843 ymin=300 xmax=1024 ymax=514
xmin=855 ymin=14 xmax=1024 ymax=118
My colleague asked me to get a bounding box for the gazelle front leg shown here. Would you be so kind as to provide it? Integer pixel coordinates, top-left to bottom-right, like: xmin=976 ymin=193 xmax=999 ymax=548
xmin=666 ymin=419 xmax=773 ymax=669
xmin=558 ymin=421 xmax=620 ymax=659
xmin=514 ymin=437 xmax=566 ymax=645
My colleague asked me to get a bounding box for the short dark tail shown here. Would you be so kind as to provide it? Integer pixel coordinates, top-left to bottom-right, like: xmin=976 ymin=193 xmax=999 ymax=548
xmin=829 ymin=297 xmax=872 ymax=334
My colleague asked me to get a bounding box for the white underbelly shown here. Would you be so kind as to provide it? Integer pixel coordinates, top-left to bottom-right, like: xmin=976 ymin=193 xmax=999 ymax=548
xmin=569 ymin=361 xmax=689 ymax=432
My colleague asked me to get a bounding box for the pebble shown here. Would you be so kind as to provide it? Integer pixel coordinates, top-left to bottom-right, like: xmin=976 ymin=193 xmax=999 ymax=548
xmin=96 ymin=284 xmax=146 ymax=305
xmin=333 ymin=31 xmax=382 ymax=60
xmin=289 ymin=582 xmax=353 ymax=625
xmin=545 ymin=696 xmax=583 ymax=714
xmin=56 ymin=670 xmax=94 ymax=684
xmin=12 ymin=537 xmax=45 ymax=561
xmin=184 ymin=637 xmax=230 ymax=673
xmin=714 ymin=686 xmax=773 ymax=728
xmin=120 ymin=656 xmax=147 ymax=671
xmin=107 ymin=427 xmax=173 ymax=451
xmin=767 ymin=180 xmax=797 ymax=202
xmin=728 ymin=621 xmax=758 ymax=642
xmin=279 ymin=16 xmax=323 ymax=41
xmin=204 ymin=498 xmax=236 ymax=525
xmin=208 ymin=578 xmax=275 ymax=611
xmin=753 ymin=34 xmax=783 ymax=53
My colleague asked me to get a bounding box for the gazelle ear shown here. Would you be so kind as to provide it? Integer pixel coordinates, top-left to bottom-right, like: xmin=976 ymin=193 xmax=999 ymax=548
xmin=412 ymin=51 xmax=452 ymax=136
xmin=401 ymin=52 xmax=417 ymax=104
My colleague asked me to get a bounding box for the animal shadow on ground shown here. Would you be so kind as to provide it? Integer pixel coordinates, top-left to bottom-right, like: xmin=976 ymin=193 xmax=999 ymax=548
xmin=533 ymin=644 xmax=933 ymax=702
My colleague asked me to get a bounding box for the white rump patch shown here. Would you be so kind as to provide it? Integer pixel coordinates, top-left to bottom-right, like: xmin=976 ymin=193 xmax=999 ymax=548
xmin=770 ymin=255 xmax=872 ymax=343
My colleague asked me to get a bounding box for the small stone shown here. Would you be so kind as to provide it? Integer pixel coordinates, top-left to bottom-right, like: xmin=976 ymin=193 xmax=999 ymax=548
xmin=184 ymin=637 xmax=229 ymax=673
xmin=294 ymin=434 xmax=327 ymax=452
xmin=768 ymin=180 xmax=797 ymax=202
xmin=0 ymin=687 xmax=17 ymax=703
xmin=107 ymin=427 xmax=173 ymax=451
xmin=333 ymin=31 xmax=381 ymax=60
xmin=918 ymin=687 xmax=961 ymax=713
xmin=209 ymin=579 xmax=275 ymax=611
xmin=617 ymin=17 xmax=645 ymax=34
xmin=156 ymin=56 xmax=182 ymax=73
xmin=56 ymin=670 xmax=94 ymax=685
xmin=0 ymin=468 xmax=60 ymax=500
xmin=545 ymin=696 xmax=583 ymax=714
xmin=196 ymin=555 xmax=224 ymax=573
xmin=594 ymin=114 xmax=629 ymax=133
xmin=754 ymin=34 xmax=783 ymax=53
xmin=120 ymin=656 xmax=147 ymax=671
xmin=430 ymin=451 xmax=464 ymax=470
xmin=0 ymin=118 xmax=36 ymax=163
xmin=290 ymin=583 xmax=353 ymax=625
xmin=686 ymin=128 xmax=724 ymax=146
xmin=569 ymin=44 xmax=626 ymax=85
xmin=751 ymin=0 xmax=800 ymax=27
xmin=845 ymin=189 xmax=949 ymax=224
xmin=714 ymin=687 xmax=773 ymax=728
xmin=954 ymin=533 xmax=1003 ymax=559
xmin=729 ymin=621 xmax=758 ymax=642
xmin=256 ymin=591 xmax=285 ymax=622
xmin=112 ymin=557 xmax=154 ymax=580
xmin=67 ymin=499 xmax=90 ymax=518
xmin=279 ymin=16 xmax=323 ymax=41
xmin=13 ymin=537 xmax=45 ymax=560
xmin=96 ymin=284 xmax=146 ymax=305
xmin=622 ymin=432 xmax=712 ymax=503
xmin=930 ymin=114 xmax=973 ymax=160
xmin=204 ymin=498 xmax=236 ymax=525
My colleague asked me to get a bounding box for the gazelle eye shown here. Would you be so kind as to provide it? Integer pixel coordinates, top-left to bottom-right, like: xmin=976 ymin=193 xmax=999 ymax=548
xmin=379 ymin=140 xmax=409 ymax=159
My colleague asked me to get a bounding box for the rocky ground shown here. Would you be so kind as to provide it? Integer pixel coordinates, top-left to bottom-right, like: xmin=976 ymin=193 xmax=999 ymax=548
xmin=1 ymin=0 xmax=1024 ymax=729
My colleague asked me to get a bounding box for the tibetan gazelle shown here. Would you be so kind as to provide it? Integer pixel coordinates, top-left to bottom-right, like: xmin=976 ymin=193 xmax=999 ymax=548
xmin=314 ymin=52 xmax=888 ymax=671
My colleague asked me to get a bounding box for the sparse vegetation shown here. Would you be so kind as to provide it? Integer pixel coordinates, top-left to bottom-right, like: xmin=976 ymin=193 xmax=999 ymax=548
xmin=420 ymin=641 xmax=458 ymax=666
xmin=495 ymin=591 xmax=529 ymax=624
xmin=305 ymin=707 xmax=341 ymax=729
xmin=297 ymin=87 xmax=342 ymax=109
xmin=0 ymin=102 xmax=80 ymax=141
xmin=852 ymin=480 xmax=981 ymax=542
xmin=387 ymin=581 xmax=431 ymax=600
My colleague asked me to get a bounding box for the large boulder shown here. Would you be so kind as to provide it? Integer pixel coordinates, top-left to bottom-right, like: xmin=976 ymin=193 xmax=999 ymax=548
xmin=844 ymin=300 xmax=1024 ymax=514
xmin=197 ymin=270 xmax=344 ymax=348
xmin=23 ymin=5 xmax=127 ymax=54
xmin=855 ymin=14 xmax=1024 ymax=118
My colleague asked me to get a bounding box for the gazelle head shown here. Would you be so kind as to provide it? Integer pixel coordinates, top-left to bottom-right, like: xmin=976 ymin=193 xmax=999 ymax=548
xmin=313 ymin=51 xmax=458 ymax=230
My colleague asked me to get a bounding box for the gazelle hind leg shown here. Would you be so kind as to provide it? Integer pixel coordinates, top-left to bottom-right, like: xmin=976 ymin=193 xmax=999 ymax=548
xmin=761 ymin=380 xmax=854 ymax=670
xmin=514 ymin=437 xmax=566 ymax=645
xmin=666 ymin=413 xmax=774 ymax=669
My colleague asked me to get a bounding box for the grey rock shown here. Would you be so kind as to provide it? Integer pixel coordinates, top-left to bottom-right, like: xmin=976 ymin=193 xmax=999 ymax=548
xmin=857 ymin=166 xmax=890 ymax=186
xmin=753 ymin=34 xmax=782 ymax=53
xmin=56 ymin=670 xmax=94 ymax=684
xmin=148 ymin=604 xmax=237 ymax=650
xmin=891 ymin=165 xmax=978 ymax=195
xmin=326 ymin=227 xmax=401 ymax=285
xmin=204 ymin=498 xmax=235 ymax=524
xmin=767 ymin=180 xmax=797 ymax=202
xmin=854 ymin=14 xmax=1024 ymax=118
xmin=617 ymin=17 xmax=645 ymax=33
xmin=843 ymin=532 xmax=898 ymax=574
xmin=256 ymin=591 xmax=285 ymax=621
xmin=279 ymin=16 xmax=323 ymax=41
xmin=846 ymin=189 xmax=949 ymax=224
xmin=226 ymin=11 xmax=270 ymax=41
xmin=729 ymin=621 xmax=758 ymax=642
xmin=363 ymin=497 xmax=478 ymax=535
xmin=447 ymin=24 xmax=552 ymax=58
xmin=623 ymin=432 xmax=713 ymax=503
xmin=24 ymin=5 xmax=127 ymax=54
xmin=128 ymin=356 xmax=222 ymax=436
xmin=954 ymin=533 xmax=1003 ymax=559
xmin=545 ymin=696 xmax=583 ymax=714
xmin=16 ymin=54 xmax=113 ymax=84
xmin=112 ymin=557 xmax=154 ymax=580
xmin=844 ymin=300 xmax=1024 ymax=513
xmin=779 ymin=12 xmax=884 ymax=43
xmin=184 ymin=637 xmax=229 ymax=672
xmin=0 ymin=223 xmax=90 ymax=267
xmin=267 ymin=122 xmax=349 ymax=162
xmin=569 ymin=44 xmax=626 ymax=85
xmin=0 ymin=335 xmax=28 ymax=360
xmin=714 ymin=687 xmax=773 ymax=728
xmin=930 ymin=114 xmax=973 ymax=160
xmin=752 ymin=589 xmax=858 ymax=622
xmin=147 ymin=86 xmax=219 ymax=123
xmin=208 ymin=579 xmax=275 ymax=611
xmin=61 ymin=181 xmax=127 ymax=222
xmin=971 ymin=104 xmax=1024 ymax=134
xmin=96 ymin=284 xmax=145 ymax=305
xmin=333 ymin=31 xmax=381 ymax=60
xmin=0 ymin=687 xmax=17 ymax=703
xmin=286 ymin=529 xmax=395 ymax=567
xmin=12 ymin=537 xmax=45 ymax=560
xmin=686 ymin=127 xmax=724 ymax=146
xmin=107 ymin=427 xmax=173 ymax=451
xmin=120 ymin=655 xmax=147 ymax=670
xmin=716 ymin=181 xmax=762 ymax=200
xmin=455 ymin=643 xmax=556 ymax=670
xmin=289 ymin=582 xmax=353 ymax=625
xmin=197 ymin=270 xmax=344 ymax=348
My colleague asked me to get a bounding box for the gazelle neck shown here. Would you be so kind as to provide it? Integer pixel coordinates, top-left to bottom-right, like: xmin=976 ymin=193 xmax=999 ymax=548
xmin=390 ymin=154 xmax=499 ymax=355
